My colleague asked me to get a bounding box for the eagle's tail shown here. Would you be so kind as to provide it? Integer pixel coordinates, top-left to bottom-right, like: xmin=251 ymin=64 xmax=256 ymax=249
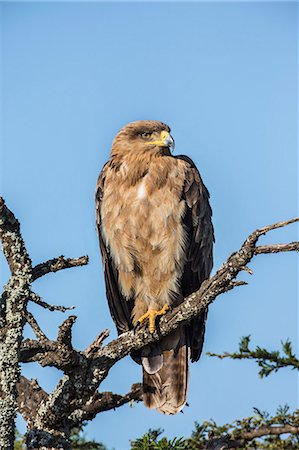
xmin=142 ymin=327 xmax=190 ymax=415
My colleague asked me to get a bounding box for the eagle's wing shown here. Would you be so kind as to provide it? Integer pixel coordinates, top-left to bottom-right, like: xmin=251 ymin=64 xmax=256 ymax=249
xmin=177 ymin=155 xmax=214 ymax=362
xmin=95 ymin=163 xmax=135 ymax=334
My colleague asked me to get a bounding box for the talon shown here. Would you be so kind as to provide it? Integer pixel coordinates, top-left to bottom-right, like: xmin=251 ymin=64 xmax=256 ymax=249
xmin=137 ymin=304 xmax=170 ymax=333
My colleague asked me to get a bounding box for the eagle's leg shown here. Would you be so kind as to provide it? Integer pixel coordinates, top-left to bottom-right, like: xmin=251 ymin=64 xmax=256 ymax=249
xmin=137 ymin=304 xmax=170 ymax=333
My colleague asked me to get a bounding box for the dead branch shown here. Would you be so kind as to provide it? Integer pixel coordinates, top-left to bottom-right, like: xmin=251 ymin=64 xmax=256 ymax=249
xmin=0 ymin=198 xmax=32 ymax=449
xmin=29 ymin=217 xmax=298 ymax=444
xmin=30 ymin=291 xmax=75 ymax=313
xmin=25 ymin=311 xmax=48 ymax=341
xmin=70 ymin=383 xmax=143 ymax=426
xmin=16 ymin=377 xmax=48 ymax=426
xmin=19 ymin=316 xmax=86 ymax=372
xmin=84 ymin=330 xmax=110 ymax=358
xmin=255 ymin=241 xmax=299 ymax=254
xmin=0 ymin=196 xmax=298 ymax=449
xmin=32 ymin=255 xmax=89 ymax=281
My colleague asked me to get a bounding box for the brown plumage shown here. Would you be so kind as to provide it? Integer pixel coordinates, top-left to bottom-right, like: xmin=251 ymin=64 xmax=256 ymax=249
xmin=95 ymin=120 xmax=214 ymax=414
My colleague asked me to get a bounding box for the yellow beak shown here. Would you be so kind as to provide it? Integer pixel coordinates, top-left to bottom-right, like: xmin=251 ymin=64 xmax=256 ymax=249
xmin=150 ymin=131 xmax=175 ymax=150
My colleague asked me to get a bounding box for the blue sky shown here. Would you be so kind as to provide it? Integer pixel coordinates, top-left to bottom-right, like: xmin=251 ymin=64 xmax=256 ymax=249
xmin=0 ymin=2 xmax=298 ymax=449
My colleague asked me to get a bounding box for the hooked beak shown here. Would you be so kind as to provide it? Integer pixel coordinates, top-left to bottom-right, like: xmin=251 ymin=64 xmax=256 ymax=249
xmin=150 ymin=130 xmax=175 ymax=152
xmin=162 ymin=131 xmax=175 ymax=152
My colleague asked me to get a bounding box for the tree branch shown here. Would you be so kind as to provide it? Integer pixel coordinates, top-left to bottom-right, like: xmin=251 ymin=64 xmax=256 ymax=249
xmin=188 ymin=406 xmax=299 ymax=449
xmin=32 ymin=255 xmax=89 ymax=281
xmin=25 ymin=311 xmax=48 ymax=341
xmin=16 ymin=377 xmax=48 ymax=426
xmin=0 ymin=197 xmax=33 ymax=449
xmin=239 ymin=423 xmax=299 ymax=441
xmin=29 ymin=292 xmax=75 ymax=313
xmin=208 ymin=336 xmax=299 ymax=377
xmin=70 ymin=383 xmax=143 ymax=426
xmin=31 ymin=218 xmax=298 ymax=440
xmin=255 ymin=241 xmax=299 ymax=254
xmin=1 ymin=197 xmax=297 ymax=448
xmin=19 ymin=316 xmax=86 ymax=372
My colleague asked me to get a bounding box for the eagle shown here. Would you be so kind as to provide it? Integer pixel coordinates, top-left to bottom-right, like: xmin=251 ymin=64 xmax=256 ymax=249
xmin=95 ymin=120 xmax=214 ymax=415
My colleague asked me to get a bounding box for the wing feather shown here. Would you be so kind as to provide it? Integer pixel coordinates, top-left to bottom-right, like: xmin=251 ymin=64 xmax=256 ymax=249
xmin=95 ymin=164 xmax=134 ymax=335
xmin=177 ymin=155 xmax=214 ymax=362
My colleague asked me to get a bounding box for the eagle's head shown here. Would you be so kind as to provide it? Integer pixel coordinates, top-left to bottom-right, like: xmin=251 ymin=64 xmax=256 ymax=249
xmin=111 ymin=120 xmax=175 ymax=156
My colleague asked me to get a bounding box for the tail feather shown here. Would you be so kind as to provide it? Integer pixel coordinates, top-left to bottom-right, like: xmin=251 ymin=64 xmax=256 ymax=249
xmin=141 ymin=343 xmax=163 ymax=374
xmin=142 ymin=327 xmax=190 ymax=415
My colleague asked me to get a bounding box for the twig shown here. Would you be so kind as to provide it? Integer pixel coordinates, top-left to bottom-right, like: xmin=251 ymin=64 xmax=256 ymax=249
xmin=32 ymin=255 xmax=89 ymax=281
xmin=207 ymin=337 xmax=299 ymax=377
xmin=240 ymin=266 xmax=253 ymax=275
xmin=255 ymin=242 xmax=299 ymax=254
xmin=70 ymin=383 xmax=143 ymax=425
xmin=30 ymin=292 xmax=75 ymax=313
xmin=84 ymin=330 xmax=110 ymax=358
xmin=19 ymin=319 xmax=85 ymax=372
xmin=57 ymin=316 xmax=77 ymax=347
xmin=25 ymin=312 xmax=48 ymax=341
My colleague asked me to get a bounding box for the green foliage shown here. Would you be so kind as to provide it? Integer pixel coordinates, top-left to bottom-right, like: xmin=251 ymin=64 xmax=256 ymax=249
xmin=14 ymin=430 xmax=26 ymax=450
xmin=239 ymin=335 xmax=251 ymax=353
xmin=207 ymin=336 xmax=299 ymax=378
xmin=131 ymin=407 xmax=299 ymax=450
xmin=130 ymin=429 xmax=187 ymax=449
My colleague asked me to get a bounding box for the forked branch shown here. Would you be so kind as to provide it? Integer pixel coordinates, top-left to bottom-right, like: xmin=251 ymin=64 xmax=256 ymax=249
xmin=0 ymin=196 xmax=298 ymax=449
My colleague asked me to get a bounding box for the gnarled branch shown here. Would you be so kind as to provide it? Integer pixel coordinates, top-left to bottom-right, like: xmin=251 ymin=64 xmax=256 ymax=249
xmin=31 ymin=217 xmax=298 ymax=442
xmin=0 ymin=198 xmax=32 ymax=449
xmin=1 ymin=197 xmax=298 ymax=449
xmin=32 ymin=255 xmax=88 ymax=281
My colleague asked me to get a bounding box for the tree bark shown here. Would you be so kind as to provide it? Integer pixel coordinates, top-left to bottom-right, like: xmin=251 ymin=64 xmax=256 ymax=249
xmin=0 ymin=196 xmax=298 ymax=449
xmin=0 ymin=198 xmax=32 ymax=449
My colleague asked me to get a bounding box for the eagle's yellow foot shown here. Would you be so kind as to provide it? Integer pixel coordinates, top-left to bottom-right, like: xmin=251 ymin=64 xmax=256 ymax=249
xmin=137 ymin=304 xmax=170 ymax=333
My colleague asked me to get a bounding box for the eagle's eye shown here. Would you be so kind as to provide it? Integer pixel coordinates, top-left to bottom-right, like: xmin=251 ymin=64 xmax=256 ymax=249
xmin=140 ymin=132 xmax=151 ymax=139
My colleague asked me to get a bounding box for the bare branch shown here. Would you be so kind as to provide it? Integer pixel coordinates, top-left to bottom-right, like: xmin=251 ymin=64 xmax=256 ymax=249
xmin=25 ymin=311 xmax=48 ymax=341
xmin=19 ymin=323 xmax=86 ymax=372
xmin=255 ymin=241 xmax=299 ymax=254
xmin=57 ymin=316 xmax=77 ymax=347
xmin=84 ymin=329 xmax=110 ymax=358
xmin=33 ymin=218 xmax=298 ymax=436
xmin=227 ymin=280 xmax=248 ymax=290
xmin=71 ymin=383 xmax=143 ymax=425
xmin=256 ymin=217 xmax=298 ymax=233
xmin=0 ymin=197 xmax=32 ymax=448
xmin=240 ymin=265 xmax=253 ymax=275
xmin=0 ymin=197 xmax=32 ymax=275
xmin=2 ymin=198 xmax=297 ymax=448
xmin=30 ymin=292 xmax=75 ymax=313
xmin=16 ymin=377 xmax=48 ymax=425
xmin=32 ymin=255 xmax=89 ymax=281
xmin=239 ymin=423 xmax=299 ymax=441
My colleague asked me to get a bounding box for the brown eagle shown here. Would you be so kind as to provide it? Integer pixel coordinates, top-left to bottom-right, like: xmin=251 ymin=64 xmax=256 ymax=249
xmin=95 ymin=120 xmax=214 ymax=414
